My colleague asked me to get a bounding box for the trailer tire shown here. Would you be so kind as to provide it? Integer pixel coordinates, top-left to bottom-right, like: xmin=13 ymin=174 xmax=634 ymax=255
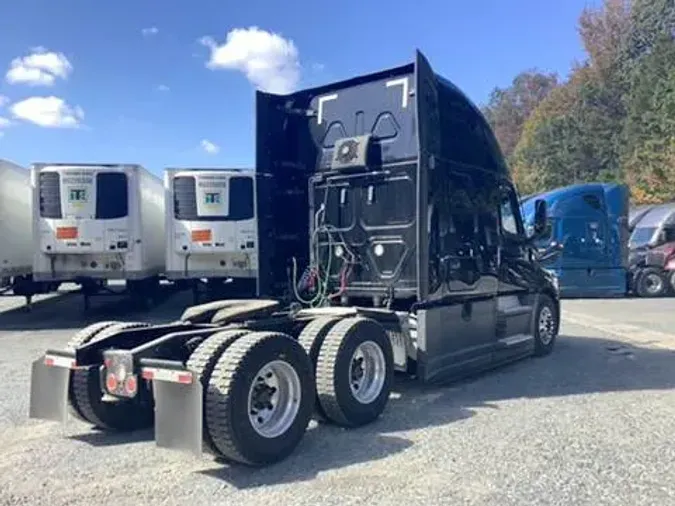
xmin=669 ymin=271 xmax=675 ymax=295
xmin=636 ymin=268 xmax=667 ymax=297
xmin=70 ymin=322 xmax=155 ymax=431
xmin=533 ymin=294 xmax=559 ymax=357
xmin=297 ymin=316 xmax=342 ymax=421
xmin=185 ymin=329 xmax=251 ymax=454
xmin=205 ymin=331 xmax=314 ymax=466
xmin=65 ymin=321 xmax=122 ymax=422
xmin=315 ymin=317 xmax=394 ymax=428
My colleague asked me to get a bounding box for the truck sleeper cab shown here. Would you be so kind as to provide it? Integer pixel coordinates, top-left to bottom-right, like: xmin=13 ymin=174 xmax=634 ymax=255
xmin=32 ymin=163 xmax=165 ymax=307
xmin=28 ymin=50 xmax=560 ymax=468
xmin=628 ymin=202 xmax=675 ymax=297
xmin=520 ymin=183 xmax=630 ymax=298
xmin=165 ymin=168 xmax=260 ymax=302
xmin=629 ymin=204 xmax=657 ymax=232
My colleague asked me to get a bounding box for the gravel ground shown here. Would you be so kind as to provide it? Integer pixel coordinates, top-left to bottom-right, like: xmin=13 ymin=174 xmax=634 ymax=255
xmin=1 ymin=292 xmax=674 ymax=506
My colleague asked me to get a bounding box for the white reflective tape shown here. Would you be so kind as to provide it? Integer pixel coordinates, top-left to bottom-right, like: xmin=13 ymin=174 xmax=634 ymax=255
xmin=317 ymin=94 xmax=338 ymax=125
xmin=44 ymin=354 xmax=76 ymax=369
xmin=141 ymin=367 xmax=193 ymax=384
xmin=386 ymin=77 xmax=409 ymax=108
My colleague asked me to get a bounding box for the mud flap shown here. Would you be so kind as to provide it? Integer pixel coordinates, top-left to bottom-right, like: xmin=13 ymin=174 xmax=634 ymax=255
xmin=29 ymin=357 xmax=71 ymax=423
xmin=152 ymin=379 xmax=203 ymax=457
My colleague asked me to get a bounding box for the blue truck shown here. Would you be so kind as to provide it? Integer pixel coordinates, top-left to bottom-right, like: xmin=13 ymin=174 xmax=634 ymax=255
xmin=521 ymin=183 xmax=630 ymax=298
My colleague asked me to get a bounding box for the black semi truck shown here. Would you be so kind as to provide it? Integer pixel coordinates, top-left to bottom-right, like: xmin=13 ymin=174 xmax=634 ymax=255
xmin=29 ymin=50 xmax=560 ymax=467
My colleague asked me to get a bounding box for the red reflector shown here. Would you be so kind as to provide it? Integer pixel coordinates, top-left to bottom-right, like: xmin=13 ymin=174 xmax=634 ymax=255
xmin=56 ymin=226 xmax=78 ymax=240
xmin=44 ymin=357 xmax=54 ymax=367
xmin=177 ymin=373 xmax=193 ymax=384
xmin=141 ymin=370 xmax=154 ymax=380
xmin=106 ymin=373 xmax=118 ymax=392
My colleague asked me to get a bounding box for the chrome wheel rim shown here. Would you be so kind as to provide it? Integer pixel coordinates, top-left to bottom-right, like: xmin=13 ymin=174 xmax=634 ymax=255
xmin=644 ymin=273 xmax=664 ymax=295
xmin=349 ymin=341 xmax=386 ymax=404
xmin=538 ymin=306 xmax=555 ymax=345
xmin=247 ymin=360 xmax=301 ymax=438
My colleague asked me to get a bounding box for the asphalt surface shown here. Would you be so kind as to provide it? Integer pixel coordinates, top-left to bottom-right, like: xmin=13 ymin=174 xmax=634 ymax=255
xmin=1 ymin=290 xmax=674 ymax=506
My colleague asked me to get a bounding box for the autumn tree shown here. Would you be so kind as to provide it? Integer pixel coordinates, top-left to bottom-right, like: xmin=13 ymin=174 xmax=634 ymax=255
xmin=621 ymin=34 xmax=675 ymax=203
xmin=509 ymin=0 xmax=675 ymax=199
xmin=482 ymin=70 xmax=559 ymax=161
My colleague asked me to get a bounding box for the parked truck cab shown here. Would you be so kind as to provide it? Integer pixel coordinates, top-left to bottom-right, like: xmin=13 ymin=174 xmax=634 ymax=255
xmin=520 ymin=183 xmax=629 ymax=298
xmin=628 ymin=202 xmax=675 ymax=297
xmin=29 ymin=50 xmax=560 ymax=468
xmin=629 ymin=204 xmax=656 ymax=232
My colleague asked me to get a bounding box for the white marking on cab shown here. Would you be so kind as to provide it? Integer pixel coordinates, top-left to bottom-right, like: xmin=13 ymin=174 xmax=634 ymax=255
xmin=317 ymin=94 xmax=338 ymax=125
xmin=386 ymin=77 xmax=409 ymax=108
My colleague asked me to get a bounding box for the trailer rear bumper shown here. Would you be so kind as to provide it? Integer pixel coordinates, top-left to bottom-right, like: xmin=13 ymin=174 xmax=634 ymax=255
xmin=33 ymin=269 xmax=162 ymax=282
xmin=139 ymin=358 xmax=203 ymax=457
xmin=165 ymin=269 xmax=257 ymax=280
xmin=29 ymin=349 xmax=77 ymax=423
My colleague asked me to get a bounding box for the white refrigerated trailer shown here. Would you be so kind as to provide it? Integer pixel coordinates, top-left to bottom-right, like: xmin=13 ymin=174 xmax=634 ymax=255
xmin=0 ymin=159 xmax=60 ymax=304
xmin=0 ymin=159 xmax=33 ymax=282
xmin=31 ymin=163 xmax=166 ymax=308
xmin=164 ymin=168 xmax=260 ymax=302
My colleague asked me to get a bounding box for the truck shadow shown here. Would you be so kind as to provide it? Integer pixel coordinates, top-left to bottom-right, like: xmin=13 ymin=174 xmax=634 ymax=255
xmin=68 ymin=428 xmax=154 ymax=447
xmin=0 ymin=286 xmax=192 ymax=331
xmin=196 ymin=333 xmax=675 ymax=489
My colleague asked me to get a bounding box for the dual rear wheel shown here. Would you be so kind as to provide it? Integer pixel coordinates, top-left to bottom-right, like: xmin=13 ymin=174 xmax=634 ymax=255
xmin=187 ymin=316 xmax=395 ymax=466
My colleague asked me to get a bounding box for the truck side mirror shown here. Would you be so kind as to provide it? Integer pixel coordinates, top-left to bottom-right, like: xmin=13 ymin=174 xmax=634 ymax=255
xmin=532 ymin=199 xmax=548 ymax=239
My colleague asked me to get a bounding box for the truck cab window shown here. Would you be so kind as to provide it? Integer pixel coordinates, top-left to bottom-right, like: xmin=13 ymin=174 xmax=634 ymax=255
xmin=499 ymin=188 xmax=521 ymax=237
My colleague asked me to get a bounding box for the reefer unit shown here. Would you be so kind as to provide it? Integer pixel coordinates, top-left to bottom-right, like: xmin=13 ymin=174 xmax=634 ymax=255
xmin=0 ymin=159 xmax=33 ymax=280
xmin=31 ymin=163 xmax=165 ymax=283
xmin=164 ymin=167 xmax=303 ymax=298
xmin=165 ymin=168 xmax=258 ymax=291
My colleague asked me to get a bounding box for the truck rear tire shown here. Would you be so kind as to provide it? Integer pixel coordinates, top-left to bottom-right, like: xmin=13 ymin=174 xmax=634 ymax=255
xmin=65 ymin=321 xmax=122 ymax=423
xmin=70 ymin=322 xmax=155 ymax=431
xmin=636 ymin=268 xmax=666 ymax=297
xmin=205 ymin=331 xmax=314 ymax=466
xmin=315 ymin=317 xmax=394 ymax=428
xmin=185 ymin=328 xmax=251 ymax=454
xmin=297 ymin=316 xmax=341 ymax=421
xmin=533 ymin=294 xmax=559 ymax=357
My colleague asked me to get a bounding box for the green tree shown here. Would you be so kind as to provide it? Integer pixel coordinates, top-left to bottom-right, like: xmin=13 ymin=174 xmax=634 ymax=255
xmin=621 ymin=34 xmax=675 ymax=203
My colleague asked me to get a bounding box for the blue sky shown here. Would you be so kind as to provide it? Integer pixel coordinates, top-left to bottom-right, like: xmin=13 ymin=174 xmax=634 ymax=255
xmin=0 ymin=0 xmax=601 ymax=176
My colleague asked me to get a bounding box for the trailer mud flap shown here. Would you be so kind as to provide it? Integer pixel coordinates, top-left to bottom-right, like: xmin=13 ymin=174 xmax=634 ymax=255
xmin=150 ymin=373 xmax=203 ymax=457
xmin=29 ymin=356 xmax=71 ymax=423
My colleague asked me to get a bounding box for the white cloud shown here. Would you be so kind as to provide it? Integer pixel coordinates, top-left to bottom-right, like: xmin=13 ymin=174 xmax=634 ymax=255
xmin=200 ymin=139 xmax=219 ymax=154
xmin=6 ymin=48 xmax=73 ymax=86
xmin=157 ymin=84 xmax=170 ymax=92
xmin=10 ymin=96 xmax=84 ymax=128
xmin=0 ymin=117 xmax=10 ymax=128
xmin=199 ymin=27 xmax=300 ymax=94
xmin=311 ymin=62 xmax=326 ymax=72
xmin=142 ymin=27 xmax=159 ymax=37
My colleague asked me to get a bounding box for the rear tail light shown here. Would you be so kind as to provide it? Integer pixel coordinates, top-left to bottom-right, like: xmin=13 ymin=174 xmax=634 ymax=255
xmin=106 ymin=373 xmax=118 ymax=392
xmin=123 ymin=375 xmax=137 ymax=395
